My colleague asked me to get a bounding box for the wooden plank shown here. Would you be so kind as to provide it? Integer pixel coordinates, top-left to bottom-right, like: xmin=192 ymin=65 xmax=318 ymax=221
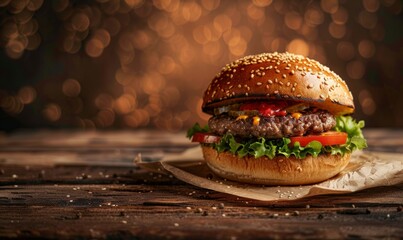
xmin=1 ymin=162 xmax=403 ymax=239
xmin=0 ymin=129 xmax=402 ymax=239
xmin=1 ymin=163 xmax=402 ymax=204
xmin=0 ymin=130 xmax=192 ymax=149
xmin=1 ymin=181 xmax=402 ymax=239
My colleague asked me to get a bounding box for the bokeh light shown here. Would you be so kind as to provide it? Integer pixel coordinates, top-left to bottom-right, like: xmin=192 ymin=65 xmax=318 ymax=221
xmin=286 ymin=39 xmax=309 ymax=56
xmin=62 ymin=79 xmax=81 ymax=97
xmin=42 ymin=103 xmax=62 ymax=122
xmin=17 ymin=86 xmax=36 ymax=104
xmin=0 ymin=0 xmax=402 ymax=130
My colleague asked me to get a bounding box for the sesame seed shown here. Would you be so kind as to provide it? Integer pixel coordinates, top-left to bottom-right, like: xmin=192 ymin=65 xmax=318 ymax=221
xmin=274 ymin=90 xmax=279 ymax=94
xmin=282 ymin=74 xmax=286 ymax=79
xmin=256 ymin=82 xmax=262 ymax=86
xmin=286 ymin=82 xmax=290 ymax=86
xmin=251 ymin=73 xmax=255 ymax=78
xmin=307 ymin=84 xmax=313 ymax=89
xmin=268 ymin=79 xmax=273 ymax=84
xmin=292 ymin=87 xmax=295 ymax=92
xmin=211 ymin=53 xmax=343 ymax=93
xmin=297 ymin=94 xmax=301 ymax=98
xmin=227 ymin=81 xmax=230 ymax=85
xmin=279 ymin=81 xmax=283 ymax=85
xmin=238 ymin=84 xmax=242 ymax=88
xmin=245 ymin=93 xmax=248 ymax=96
xmin=320 ymin=94 xmax=325 ymax=99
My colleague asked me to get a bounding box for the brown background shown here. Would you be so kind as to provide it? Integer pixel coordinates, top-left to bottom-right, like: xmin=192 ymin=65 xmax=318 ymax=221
xmin=0 ymin=0 xmax=402 ymax=131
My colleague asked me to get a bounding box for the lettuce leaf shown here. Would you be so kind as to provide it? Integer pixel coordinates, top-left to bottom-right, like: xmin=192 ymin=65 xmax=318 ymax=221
xmin=188 ymin=115 xmax=367 ymax=159
xmin=324 ymin=115 xmax=367 ymax=155
xmin=214 ymin=134 xmax=324 ymax=159
xmin=186 ymin=123 xmax=210 ymax=139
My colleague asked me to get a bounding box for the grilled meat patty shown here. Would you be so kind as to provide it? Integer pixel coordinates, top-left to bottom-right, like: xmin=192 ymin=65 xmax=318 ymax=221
xmin=208 ymin=110 xmax=336 ymax=138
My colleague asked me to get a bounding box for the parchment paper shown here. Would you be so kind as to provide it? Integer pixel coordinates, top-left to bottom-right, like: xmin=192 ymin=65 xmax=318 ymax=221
xmin=159 ymin=147 xmax=403 ymax=201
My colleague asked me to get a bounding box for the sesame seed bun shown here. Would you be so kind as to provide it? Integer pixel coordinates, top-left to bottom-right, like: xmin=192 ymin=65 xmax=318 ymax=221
xmin=201 ymin=145 xmax=351 ymax=185
xmin=202 ymin=52 xmax=354 ymax=116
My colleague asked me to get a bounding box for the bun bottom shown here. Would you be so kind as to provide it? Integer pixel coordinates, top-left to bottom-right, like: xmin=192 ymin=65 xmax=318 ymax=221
xmin=201 ymin=145 xmax=350 ymax=185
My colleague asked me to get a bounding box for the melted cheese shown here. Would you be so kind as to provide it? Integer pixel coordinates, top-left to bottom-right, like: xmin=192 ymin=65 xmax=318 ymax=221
xmin=236 ymin=115 xmax=248 ymax=120
xmin=253 ymin=116 xmax=260 ymax=126
xmin=292 ymin=112 xmax=302 ymax=119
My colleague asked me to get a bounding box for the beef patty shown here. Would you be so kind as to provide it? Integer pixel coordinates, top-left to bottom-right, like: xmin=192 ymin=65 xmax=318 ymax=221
xmin=208 ymin=110 xmax=336 ymax=138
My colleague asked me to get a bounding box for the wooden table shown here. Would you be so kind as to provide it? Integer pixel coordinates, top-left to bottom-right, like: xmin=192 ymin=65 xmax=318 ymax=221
xmin=0 ymin=129 xmax=402 ymax=239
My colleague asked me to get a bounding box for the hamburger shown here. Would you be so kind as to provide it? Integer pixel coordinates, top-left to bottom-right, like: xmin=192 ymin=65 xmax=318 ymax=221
xmin=187 ymin=52 xmax=367 ymax=185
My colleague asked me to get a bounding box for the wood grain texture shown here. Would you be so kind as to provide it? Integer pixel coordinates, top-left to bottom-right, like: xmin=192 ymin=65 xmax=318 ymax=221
xmin=0 ymin=129 xmax=402 ymax=239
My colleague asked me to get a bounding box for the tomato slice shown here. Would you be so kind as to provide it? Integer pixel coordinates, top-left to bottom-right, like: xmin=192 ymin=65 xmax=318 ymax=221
xmin=192 ymin=132 xmax=221 ymax=143
xmin=289 ymin=131 xmax=347 ymax=147
xmin=240 ymin=101 xmax=287 ymax=117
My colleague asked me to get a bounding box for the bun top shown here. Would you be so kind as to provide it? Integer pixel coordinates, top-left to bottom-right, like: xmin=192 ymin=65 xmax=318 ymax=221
xmin=202 ymin=52 xmax=354 ymax=115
